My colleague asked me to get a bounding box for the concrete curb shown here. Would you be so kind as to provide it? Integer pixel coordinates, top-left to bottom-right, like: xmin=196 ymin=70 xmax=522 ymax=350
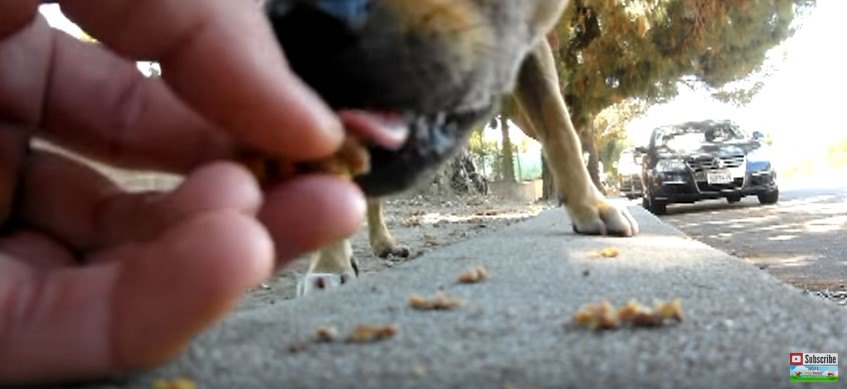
xmin=100 ymin=205 xmax=846 ymax=388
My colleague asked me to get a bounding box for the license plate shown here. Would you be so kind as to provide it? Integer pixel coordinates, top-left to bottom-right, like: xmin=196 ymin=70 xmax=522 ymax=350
xmin=707 ymin=169 xmax=732 ymax=184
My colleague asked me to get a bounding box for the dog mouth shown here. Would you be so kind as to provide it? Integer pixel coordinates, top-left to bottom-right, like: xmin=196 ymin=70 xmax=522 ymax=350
xmin=262 ymin=0 xmax=497 ymax=196
xmin=350 ymin=103 xmax=494 ymax=197
xmin=241 ymin=100 xmax=492 ymax=197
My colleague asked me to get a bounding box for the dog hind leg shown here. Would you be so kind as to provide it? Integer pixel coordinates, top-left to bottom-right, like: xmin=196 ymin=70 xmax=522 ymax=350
xmin=513 ymin=42 xmax=638 ymax=236
xmin=367 ymin=198 xmax=410 ymax=258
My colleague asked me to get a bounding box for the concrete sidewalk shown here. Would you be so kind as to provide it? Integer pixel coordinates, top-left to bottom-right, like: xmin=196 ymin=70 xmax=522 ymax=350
xmin=103 ymin=206 xmax=846 ymax=388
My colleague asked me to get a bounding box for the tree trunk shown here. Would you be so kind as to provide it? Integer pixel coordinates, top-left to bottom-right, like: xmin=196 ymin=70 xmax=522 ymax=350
xmin=499 ymin=117 xmax=516 ymax=183
xmin=541 ymin=154 xmax=556 ymax=201
xmin=566 ymin=104 xmax=607 ymax=196
xmin=578 ymin=127 xmax=607 ymax=195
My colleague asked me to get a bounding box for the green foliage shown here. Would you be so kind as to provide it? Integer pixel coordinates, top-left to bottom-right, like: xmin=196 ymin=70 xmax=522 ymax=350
xmin=711 ymin=81 xmax=766 ymax=106
xmin=552 ymin=0 xmax=815 ymax=126
xmin=467 ymin=126 xmax=500 ymax=180
xmin=593 ymin=99 xmax=651 ymax=171
xmin=466 ymin=122 xmax=544 ymax=182
xmin=598 ymin=137 xmax=627 ymax=174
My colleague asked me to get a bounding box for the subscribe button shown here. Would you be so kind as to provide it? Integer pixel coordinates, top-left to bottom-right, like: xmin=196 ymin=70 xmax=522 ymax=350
xmin=790 ymin=353 xmax=838 ymax=366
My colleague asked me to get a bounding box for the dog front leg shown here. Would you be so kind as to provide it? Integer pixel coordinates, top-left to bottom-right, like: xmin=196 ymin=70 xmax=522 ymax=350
xmin=513 ymin=42 xmax=638 ymax=236
xmin=297 ymin=239 xmax=358 ymax=296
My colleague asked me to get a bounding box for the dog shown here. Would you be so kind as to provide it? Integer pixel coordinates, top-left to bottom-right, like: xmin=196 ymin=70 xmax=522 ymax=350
xmin=260 ymin=0 xmax=639 ymax=294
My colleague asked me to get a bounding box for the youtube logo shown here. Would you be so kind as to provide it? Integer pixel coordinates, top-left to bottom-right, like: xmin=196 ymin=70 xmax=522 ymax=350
xmin=790 ymin=353 xmax=803 ymax=366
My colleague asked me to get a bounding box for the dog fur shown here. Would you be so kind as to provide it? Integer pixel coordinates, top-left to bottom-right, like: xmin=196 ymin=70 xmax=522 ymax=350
xmin=268 ymin=1 xmax=640 ymax=294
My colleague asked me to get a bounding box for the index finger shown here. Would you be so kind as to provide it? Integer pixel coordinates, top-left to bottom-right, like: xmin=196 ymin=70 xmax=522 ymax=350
xmin=56 ymin=0 xmax=343 ymax=160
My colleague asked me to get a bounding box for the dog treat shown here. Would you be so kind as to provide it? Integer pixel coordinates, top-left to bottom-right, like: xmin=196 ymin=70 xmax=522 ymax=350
xmin=315 ymin=325 xmax=339 ymax=342
xmin=409 ymin=292 xmax=464 ymax=310
xmin=617 ymin=300 xmax=664 ymax=327
xmin=152 ymin=377 xmax=196 ymax=389
xmin=573 ymin=301 xmax=620 ymax=330
xmin=592 ymin=247 xmax=620 ymax=258
xmin=457 ymin=266 xmax=489 ymax=283
xmin=346 ymin=324 xmax=398 ymax=343
xmin=574 ymin=299 xmax=683 ymax=330
xmin=240 ymin=136 xmax=371 ymax=186
xmin=652 ymin=299 xmax=684 ymax=323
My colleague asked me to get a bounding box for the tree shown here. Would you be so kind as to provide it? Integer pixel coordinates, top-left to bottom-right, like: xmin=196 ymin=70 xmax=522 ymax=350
xmin=422 ymin=148 xmax=489 ymax=196
xmin=497 ymin=116 xmax=517 ymax=183
xmin=594 ymin=98 xmax=652 ymax=174
xmin=546 ymin=0 xmax=815 ymax=190
xmin=424 ymin=127 xmax=491 ymax=196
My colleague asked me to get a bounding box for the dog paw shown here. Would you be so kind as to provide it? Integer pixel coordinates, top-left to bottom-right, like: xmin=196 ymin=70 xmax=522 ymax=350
xmin=297 ymin=271 xmax=358 ymax=296
xmin=297 ymin=257 xmax=360 ymax=296
xmin=571 ymin=200 xmax=639 ymax=237
xmin=375 ymin=244 xmax=410 ymax=259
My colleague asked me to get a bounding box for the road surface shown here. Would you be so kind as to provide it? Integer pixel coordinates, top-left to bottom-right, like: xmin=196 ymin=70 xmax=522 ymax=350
xmin=659 ymin=185 xmax=847 ymax=304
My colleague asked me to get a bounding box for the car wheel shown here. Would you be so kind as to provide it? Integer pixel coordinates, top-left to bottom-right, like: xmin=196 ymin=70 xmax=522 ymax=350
xmin=650 ymin=199 xmax=668 ymax=215
xmin=643 ymin=192 xmax=667 ymax=215
xmin=727 ymin=195 xmax=742 ymax=204
xmin=757 ymin=188 xmax=779 ymax=205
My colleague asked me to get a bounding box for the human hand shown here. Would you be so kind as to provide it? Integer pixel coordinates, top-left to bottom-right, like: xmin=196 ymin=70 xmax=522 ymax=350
xmin=0 ymin=0 xmax=365 ymax=383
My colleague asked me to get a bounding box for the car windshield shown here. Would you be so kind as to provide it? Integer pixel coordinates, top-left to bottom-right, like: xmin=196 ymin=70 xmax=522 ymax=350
xmin=655 ymin=122 xmax=746 ymax=152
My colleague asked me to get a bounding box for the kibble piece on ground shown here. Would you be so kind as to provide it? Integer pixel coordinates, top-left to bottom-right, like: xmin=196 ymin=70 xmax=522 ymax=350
xmin=315 ymin=325 xmax=339 ymax=342
xmin=573 ymin=301 xmax=620 ymax=330
xmin=574 ymin=299 xmax=684 ymax=330
xmin=457 ymin=266 xmax=489 ymax=283
xmin=346 ymin=324 xmax=398 ymax=343
xmin=409 ymin=292 xmax=464 ymax=310
xmin=152 ymin=377 xmax=196 ymax=389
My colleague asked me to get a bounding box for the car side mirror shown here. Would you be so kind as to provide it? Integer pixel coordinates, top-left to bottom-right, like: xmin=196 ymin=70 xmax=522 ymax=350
xmin=752 ymin=131 xmax=765 ymax=140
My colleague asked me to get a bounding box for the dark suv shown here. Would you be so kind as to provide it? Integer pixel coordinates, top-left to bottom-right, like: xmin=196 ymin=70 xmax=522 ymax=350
xmin=617 ymin=147 xmax=644 ymax=199
xmin=637 ymin=120 xmax=779 ymax=215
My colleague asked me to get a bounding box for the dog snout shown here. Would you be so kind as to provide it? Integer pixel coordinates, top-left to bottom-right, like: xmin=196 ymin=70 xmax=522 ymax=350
xmin=264 ymin=0 xmax=563 ymax=195
xmin=266 ymin=0 xmax=491 ymax=112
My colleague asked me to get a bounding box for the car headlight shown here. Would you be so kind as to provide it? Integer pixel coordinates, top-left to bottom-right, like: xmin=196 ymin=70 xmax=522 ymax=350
xmin=656 ymin=159 xmax=687 ymax=173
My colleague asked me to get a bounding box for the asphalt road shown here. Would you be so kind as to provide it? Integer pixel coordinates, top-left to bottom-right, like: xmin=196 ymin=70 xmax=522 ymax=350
xmin=657 ymin=184 xmax=847 ymax=303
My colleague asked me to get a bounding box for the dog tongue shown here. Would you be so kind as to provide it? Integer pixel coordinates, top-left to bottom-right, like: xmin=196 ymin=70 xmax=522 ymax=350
xmin=338 ymin=110 xmax=409 ymax=150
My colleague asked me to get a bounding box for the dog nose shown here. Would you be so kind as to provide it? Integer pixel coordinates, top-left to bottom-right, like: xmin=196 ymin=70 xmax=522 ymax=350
xmin=309 ymin=0 xmax=370 ymax=27
xmin=267 ymin=1 xmax=371 ymax=39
